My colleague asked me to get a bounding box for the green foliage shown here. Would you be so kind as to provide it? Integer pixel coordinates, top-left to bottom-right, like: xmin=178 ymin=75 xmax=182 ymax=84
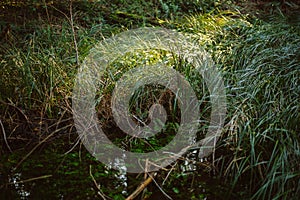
xmin=195 ymin=13 xmax=300 ymax=199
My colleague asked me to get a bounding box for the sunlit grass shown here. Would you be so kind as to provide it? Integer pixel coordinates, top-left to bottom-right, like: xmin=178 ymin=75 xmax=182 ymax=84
xmin=0 ymin=22 xmax=93 ymax=116
xmin=90 ymin=11 xmax=299 ymax=198
xmin=183 ymin=12 xmax=300 ymax=199
xmin=162 ymin=10 xmax=300 ymax=199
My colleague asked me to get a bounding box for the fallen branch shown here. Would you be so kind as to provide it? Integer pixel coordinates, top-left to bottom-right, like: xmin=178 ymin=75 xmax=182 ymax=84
xmin=126 ymin=172 xmax=156 ymax=200
xmin=126 ymin=146 xmax=195 ymax=200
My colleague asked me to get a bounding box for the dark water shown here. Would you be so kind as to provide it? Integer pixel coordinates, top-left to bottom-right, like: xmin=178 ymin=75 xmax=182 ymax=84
xmin=0 ymin=144 xmax=248 ymax=200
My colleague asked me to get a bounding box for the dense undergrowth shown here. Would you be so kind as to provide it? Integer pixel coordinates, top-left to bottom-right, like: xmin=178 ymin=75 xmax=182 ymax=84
xmin=0 ymin=0 xmax=299 ymax=199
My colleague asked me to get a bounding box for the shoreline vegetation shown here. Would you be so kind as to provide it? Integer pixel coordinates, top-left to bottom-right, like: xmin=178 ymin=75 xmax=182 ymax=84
xmin=1 ymin=0 xmax=299 ymax=199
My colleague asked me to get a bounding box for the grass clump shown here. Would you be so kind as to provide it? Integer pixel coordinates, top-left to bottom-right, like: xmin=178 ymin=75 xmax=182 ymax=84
xmin=91 ymin=12 xmax=300 ymax=198
xmin=0 ymin=23 xmax=80 ymax=116
xmin=190 ymin=13 xmax=300 ymax=199
xmin=171 ymin=10 xmax=300 ymax=199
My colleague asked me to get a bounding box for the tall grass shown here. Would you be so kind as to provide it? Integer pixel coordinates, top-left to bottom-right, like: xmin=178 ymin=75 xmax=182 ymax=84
xmin=182 ymin=12 xmax=300 ymax=199
xmin=88 ymin=11 xmax=300 ymax=198
xmin=0 ymin=21 xmax=94 ymax=116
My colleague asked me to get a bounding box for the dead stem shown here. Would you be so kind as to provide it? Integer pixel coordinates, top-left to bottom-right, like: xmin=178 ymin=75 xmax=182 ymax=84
xmin=0 ymin=119 xmax=12 ymax=153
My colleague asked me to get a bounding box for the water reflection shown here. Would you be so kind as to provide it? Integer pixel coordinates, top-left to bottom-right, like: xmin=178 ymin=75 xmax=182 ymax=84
xmin=8 ymin=172 xmax=30 ymax=199
xmin=107 ymin=156 xmax=128 ymax=196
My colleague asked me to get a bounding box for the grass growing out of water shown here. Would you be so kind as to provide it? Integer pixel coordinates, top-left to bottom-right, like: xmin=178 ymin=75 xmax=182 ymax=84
xmin=1 ymin=1 xmax=299 ymax=199
xmin=188 ymin=12 xmax=299 ymax=199
xmin=182 ymin=12 xmax=300 ymax=199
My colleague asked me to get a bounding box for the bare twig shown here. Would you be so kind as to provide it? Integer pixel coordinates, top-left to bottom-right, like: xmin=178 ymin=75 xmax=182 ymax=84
xmin=89 ymin=165 xmax=109 ymax=200
xmin=162 ymin=162 xmax=177 ymax=186
xmin=0 ymin=99 xmax=30 ymax=123
xmin=50 ymin=1 xmax=79 ymax=65
xmin=0 ymin=119 xmax=12 ymax=153
xmin=42 ymin=0 xmax=50 ymax=22
xmin=69 ymin=0 xmax=79 ymax=65
xmin=50 ymin=4 xmax=69 ymax=19
xmin=7 ymin=175 xmax=52 ymax=185
xmin=13 ymin=124 xmax=73 ymax=171
xmin=126 ymin=146 xmax=195 ymax=199
xmin=63 ymin=136 xmax=81 ymax=155
xmin=126 ymin=172 xmax=156 ymax=200
xmin=148 ymin=172 xmax=172 ymax=200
